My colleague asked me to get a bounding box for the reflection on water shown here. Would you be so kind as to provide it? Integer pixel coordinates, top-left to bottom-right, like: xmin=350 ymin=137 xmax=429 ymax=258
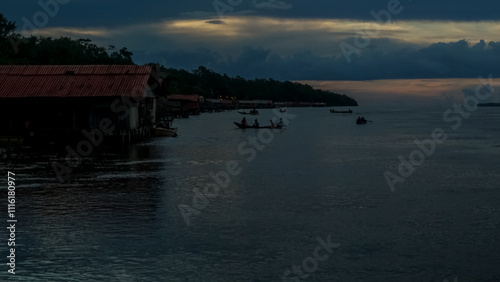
xmin=1 ymin=107 xmax=500 ymax=281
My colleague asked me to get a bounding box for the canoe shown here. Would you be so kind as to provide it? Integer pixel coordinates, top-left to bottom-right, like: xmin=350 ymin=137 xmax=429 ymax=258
xmin=238 ymin=110 xmax=259 ymax=115
xmin=234 ymin=122 xmax=284 ymax=129
xmin=330 ymin=109 xmax=353 ymax=113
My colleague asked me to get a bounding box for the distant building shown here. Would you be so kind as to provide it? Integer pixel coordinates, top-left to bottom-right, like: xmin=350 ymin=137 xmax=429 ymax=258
xmin=275 ymin=102 xmax=295 ymax=107
xmin=203 ymin=98 xmax=236 ymax=112
xmin=0 ymin=65 xmax=165 ymax=145
xmin=166 ymin=94 xmax=200 ymax=116
xmin=238 ymin=100 xmax=274 ymax=109
xmin=310 ymin=102 xmax=326 ymax=107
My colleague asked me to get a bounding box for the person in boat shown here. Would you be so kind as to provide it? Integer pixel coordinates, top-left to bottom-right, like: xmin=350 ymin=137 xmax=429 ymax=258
xmin=276 ymin=118 xmax=284 ymax=127
xmin=241 ymin=117 xmax=248 ymax=126
xmin=253 ymin=119 xmax=259 ymax=127
xmin=270 ymin=119 xmax=276 ymax=127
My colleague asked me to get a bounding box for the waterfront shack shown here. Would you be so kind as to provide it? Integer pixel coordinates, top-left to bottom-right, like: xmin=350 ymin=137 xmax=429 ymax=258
xmin=166 ymin=94 xmax=200 ymax=117
xmin=0 ymin=65 xmax=165 ymax=146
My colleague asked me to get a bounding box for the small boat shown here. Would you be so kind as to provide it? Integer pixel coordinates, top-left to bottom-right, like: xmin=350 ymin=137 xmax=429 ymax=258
xmin=233 ymin=122 xmax=284 ymax=129
xmin=279 ymin=108 xmax=287 ymax=113
xmin=330 ymin=109 xmax=353 ymax=114
xmin=155 ymin=127 xmax=178 ymax=137
xmin=155 ymin=118 xmax=178 ymax=137
xmin=356 ymin=117 xmax=368 ymax=124
xmin=237 ymin=109 xmax=259 ymax=115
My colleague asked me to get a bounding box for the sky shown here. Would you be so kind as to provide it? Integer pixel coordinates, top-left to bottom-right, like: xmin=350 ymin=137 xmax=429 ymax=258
xmin=2 ymin=0 xmax=500 ymax=105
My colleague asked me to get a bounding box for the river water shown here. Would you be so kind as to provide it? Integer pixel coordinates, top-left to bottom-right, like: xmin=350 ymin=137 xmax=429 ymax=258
xmin=1 ymin=106 xmax=500 ymax=281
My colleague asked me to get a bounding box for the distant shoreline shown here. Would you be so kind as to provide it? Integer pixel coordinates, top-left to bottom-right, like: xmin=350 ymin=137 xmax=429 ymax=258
xmin=477 ymin=103 xmax=500 ymax=107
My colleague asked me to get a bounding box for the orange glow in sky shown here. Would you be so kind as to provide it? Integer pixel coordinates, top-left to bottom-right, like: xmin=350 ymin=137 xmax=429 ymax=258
xmin=297 ymin=78 xmax=500 ymax=106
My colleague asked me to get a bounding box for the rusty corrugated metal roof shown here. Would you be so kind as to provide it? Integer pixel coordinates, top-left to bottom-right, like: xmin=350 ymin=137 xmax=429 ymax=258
xmin=0 ymin=65 xmax=153 ymax=98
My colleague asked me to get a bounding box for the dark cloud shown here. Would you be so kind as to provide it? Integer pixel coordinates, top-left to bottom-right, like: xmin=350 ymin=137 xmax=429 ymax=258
xmin=4 ymin=1 xmax=500 ymax=82
xmin=3 ymin=0 xmax=500 ymax=29
xmin=205 ymin=20 xmax=226 ymax=24
xmin=135 ymin=39 xmax=500 ymax=81
xmin=0 ymin=0 xmax=219 ymax=28
xmin=256 ymin=0 xmax=500 ymax=21
xmin=252 ymin=0 xmax=292 ymax=10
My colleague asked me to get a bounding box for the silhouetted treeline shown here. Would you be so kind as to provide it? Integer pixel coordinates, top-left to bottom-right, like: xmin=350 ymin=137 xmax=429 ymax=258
xmin=162 ymin=66 xmax=358 ymax=106
xmin=0 ymin=14 xmax=133 ymax=65
xmin=1 ymin=14 xmax=357 ymax=106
